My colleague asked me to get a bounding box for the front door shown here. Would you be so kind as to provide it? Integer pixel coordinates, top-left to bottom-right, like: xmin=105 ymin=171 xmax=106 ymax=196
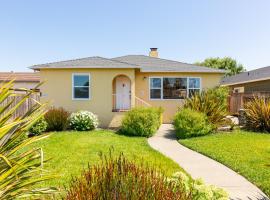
xmin=116 ymin=76 xmax=131 ymax=110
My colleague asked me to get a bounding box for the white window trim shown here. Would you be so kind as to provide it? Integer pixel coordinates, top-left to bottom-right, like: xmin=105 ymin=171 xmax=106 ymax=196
xmin=72 ymin=73 xmax=91 ymax=100
xmin=149 ymin=77 xmax=163 ymax=100
xmin=188 ymin=77 xmax=202 ymax=98
xmin=149 ymin=76 xmax=202 ymax=100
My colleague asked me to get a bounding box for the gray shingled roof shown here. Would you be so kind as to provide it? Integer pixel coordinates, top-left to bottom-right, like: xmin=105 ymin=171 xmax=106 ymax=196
xmin=31 ymin=56 xmax=139 ymax=69
xmin=113 ymin=55 xmax=226 ymax=73
xmin=221 ymin=66 xmax=270 ymax=86
xmin=31 ymin=55 xmax=226 ymax=73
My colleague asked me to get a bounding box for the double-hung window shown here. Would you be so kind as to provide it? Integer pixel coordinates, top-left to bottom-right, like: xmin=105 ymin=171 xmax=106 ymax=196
xmin=150 ymin=78 xmax=162 ymax=99
xmin=149 ymin=77 xmax=201 ymax=99
xmin=188 ymin=78 xmax=201 ymax=97
xmin=72 ymin=74 xmax=90 ymax=100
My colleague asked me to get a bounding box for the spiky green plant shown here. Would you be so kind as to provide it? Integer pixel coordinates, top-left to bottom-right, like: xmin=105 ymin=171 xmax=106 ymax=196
xmin=0 ymin=81 xmax=56 ymax=200
xmin=184 ymin=87 xmax=228 ymax=127
xmin=244 ymin=97 xmax=270 ymax=132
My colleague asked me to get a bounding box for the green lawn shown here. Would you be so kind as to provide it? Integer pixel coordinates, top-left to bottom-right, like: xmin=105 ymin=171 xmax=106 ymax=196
xmin=180 ymin=130 xmax=270 ymax=197
xmin=31 ymin=130 xmax=183 ymax=189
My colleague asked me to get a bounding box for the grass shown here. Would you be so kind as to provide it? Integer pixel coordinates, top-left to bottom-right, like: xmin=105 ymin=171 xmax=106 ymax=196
xmin=180 ymin=130 xmax=270 ymax=197
xmin=31 ymin=129 xmax=183 ymax=189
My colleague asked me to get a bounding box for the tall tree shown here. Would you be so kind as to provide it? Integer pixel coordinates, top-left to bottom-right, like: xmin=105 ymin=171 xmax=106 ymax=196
xmin=195 ymin=57 xmax=245 ymax=76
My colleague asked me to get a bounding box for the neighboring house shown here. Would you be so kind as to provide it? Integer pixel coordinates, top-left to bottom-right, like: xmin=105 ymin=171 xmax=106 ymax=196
xmin=221 ymin=66 xmax=270 ymax=114
xmin=0 ymin=72 xmax=40 ymax=91
xmin=221 ymin=66 xmax=270 ymax=93
xmin=31 ymin=48 xmax=225 ymax=127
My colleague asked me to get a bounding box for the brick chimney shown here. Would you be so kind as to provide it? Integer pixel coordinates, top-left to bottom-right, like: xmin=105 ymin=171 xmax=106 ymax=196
xmin=149 ymin=48 xmax=158 ymax=58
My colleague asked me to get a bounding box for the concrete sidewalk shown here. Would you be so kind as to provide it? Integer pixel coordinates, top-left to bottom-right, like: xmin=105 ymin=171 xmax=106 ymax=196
xmin=148 ymin=124 xmax=269 ymax=200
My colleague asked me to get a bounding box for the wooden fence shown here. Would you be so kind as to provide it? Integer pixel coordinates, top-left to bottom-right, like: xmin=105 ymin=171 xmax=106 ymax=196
xmin=1 ymin=93 xmax=40 ymax=119
xmin=228 ymin=92 xmax=270 ymax=114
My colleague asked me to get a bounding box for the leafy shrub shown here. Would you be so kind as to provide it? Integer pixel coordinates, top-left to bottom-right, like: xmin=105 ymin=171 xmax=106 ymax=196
xmin=184 ymin=87 xmax=228 ymax=127
xmin=244 ymin=97 xmax=270 ymax=132
xmin=65 ymin=152 xmax=228 ymax=200
xmin=170 ymin=172 xmax=228 ymax=199
xmin=45 ymin=107 xmax=70 ymax=131
xmin=0 ymin=81 xmax=56 ymax=199
xmin=120 ymin=107 xmax=163 ymax=137
xmin=29 ymin=116 xmax=48 ymax=136
xmin=174 ymin=108 xmax=213 ymax=139
xmin=69 ymin=110 xmax=98 ymax=131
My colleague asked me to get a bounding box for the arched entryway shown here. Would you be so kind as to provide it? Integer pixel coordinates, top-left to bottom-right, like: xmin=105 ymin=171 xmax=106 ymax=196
xmin=112 ymin=75 xmax=131 ymax=111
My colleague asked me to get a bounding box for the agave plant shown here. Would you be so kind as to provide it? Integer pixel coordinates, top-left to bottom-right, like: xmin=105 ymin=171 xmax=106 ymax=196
xmin=244 ymin=97 xmax=270 ymax=132
xmin=184 ymin=87 xmax=228 ymax=126
xmin=0 ymin=81 xmax=56 ymax=200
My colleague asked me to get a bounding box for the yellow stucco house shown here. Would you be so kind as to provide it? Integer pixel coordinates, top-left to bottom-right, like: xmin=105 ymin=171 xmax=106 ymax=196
xmin=31 ymin=48 xmax=225 ymax=127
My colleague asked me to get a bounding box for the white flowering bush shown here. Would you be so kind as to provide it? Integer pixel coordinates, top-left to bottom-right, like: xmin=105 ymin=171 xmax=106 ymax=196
xmin=69 ymin=111 xmax=99 ymax=131
xmin=169 ymin=171 xmax=229 ymax=199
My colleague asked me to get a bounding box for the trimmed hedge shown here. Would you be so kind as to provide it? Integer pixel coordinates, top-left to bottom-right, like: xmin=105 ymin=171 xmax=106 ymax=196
xmin=174 ymin=108 xmax=213 ymax=139
xmin=120 ymin=107 xmax=163 ymax=137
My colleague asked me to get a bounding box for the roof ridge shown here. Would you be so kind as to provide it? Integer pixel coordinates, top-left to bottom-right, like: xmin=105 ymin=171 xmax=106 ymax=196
xmin=221 ymin=66 xmax=270 ymax=85
xmin=225 ymin=66 xmax=270 ymax=79
xmin=245 ymin=65 xmax=270 ymax=73
xmin=31 ymin=56 xmax=103 ymax=68
xmin=30 ymin=54 xmax=225 ymax=73
xmin=31 ymin=56 xmax=140 ymax=68
xmin=114 ymin=55 xmax=225 ymax=72
xmin=30 ymin=56 xmax=98 ymax=68
xmin=114 ymin=54 xmax=191 ymax=64
xmin=99 ymin=56 xmax=139 ymax=67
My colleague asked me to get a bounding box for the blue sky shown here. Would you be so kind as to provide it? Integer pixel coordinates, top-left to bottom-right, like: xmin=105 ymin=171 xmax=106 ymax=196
xmin=0 ymin=0 xmax=269 ymax=71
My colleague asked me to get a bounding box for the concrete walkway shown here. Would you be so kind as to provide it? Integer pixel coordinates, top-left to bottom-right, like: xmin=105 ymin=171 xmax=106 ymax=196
xmin=148 ymin=124 xmax=269 ymax=200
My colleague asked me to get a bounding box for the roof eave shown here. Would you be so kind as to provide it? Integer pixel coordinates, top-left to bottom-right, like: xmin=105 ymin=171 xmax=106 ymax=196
xmin=221 ymin=76 xmax=270 ymax=86
xmin=140 ymin=69 xmax=226 ymax=73
xmin=29 ymin=66 xmax=140 ymax=70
